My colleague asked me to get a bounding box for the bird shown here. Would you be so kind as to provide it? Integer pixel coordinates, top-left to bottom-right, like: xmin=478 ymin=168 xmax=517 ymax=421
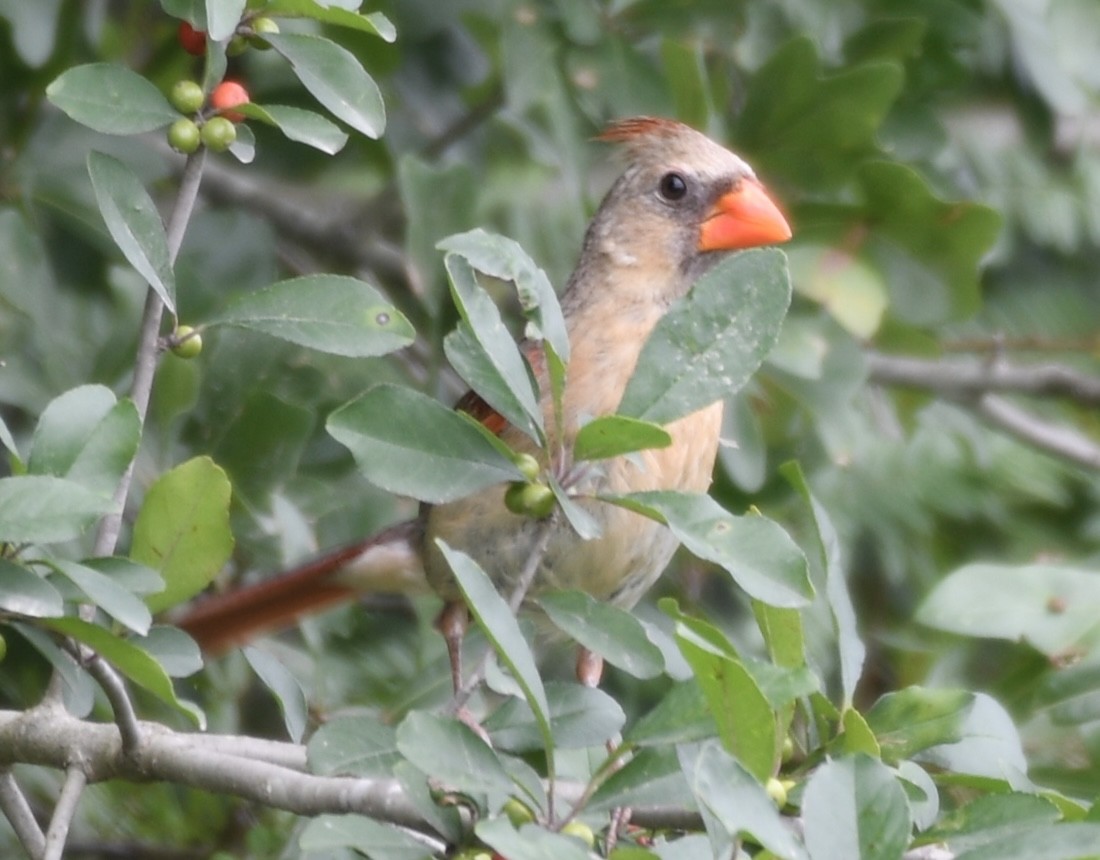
xmin=176 ymin=116 xmax=792 ymax=689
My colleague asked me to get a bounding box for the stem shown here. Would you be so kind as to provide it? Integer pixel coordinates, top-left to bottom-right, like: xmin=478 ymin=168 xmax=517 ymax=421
xmin=0 ymin=769 xmax=45 ymax=858
xmin=91 ymin=147 xmax=206 ymax=560
xmin=42 ymin=766 xmax=87 ymax=860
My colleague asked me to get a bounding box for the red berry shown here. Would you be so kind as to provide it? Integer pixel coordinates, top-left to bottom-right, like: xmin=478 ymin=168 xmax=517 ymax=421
xmin=177 ymin=21 xmax=206 ymax=56
xmin=211 ymin=81 xmax=250 ymax=123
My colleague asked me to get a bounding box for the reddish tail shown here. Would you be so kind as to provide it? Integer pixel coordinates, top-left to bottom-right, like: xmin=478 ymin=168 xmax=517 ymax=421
xmin=175 ymin=520 xmax=425 ymax=655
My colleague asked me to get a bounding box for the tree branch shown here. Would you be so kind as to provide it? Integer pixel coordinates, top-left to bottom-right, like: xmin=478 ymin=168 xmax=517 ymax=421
xmin=865 ymin=351 xmax=1100 ymax=470
xmin=864 ymin=351 xmax=1100 ymax=407
xmin=0 ymin=768 xmax=45 ymax=858
xmin=42 ymin=765 xmax=86 ymax=860
xmin=970 ymin=395 xmax=1100 ymax=470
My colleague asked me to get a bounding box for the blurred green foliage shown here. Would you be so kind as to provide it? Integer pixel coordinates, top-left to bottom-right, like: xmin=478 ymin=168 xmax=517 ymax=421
xmin=2 ymin=0 xmax=1100 ymax=857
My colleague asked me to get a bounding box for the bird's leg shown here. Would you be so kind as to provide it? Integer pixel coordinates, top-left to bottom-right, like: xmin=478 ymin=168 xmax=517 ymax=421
xmin=437 ymin=600 xmax=469 ymax=694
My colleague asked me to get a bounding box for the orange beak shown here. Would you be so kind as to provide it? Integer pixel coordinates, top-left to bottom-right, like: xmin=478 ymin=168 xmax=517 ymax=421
xmin=698 ymin=179 xmax=792 ymax=251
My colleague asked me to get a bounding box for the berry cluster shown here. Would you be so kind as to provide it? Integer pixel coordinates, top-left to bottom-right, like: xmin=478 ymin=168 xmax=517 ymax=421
xmin=167 ymin=16 xmax=278 ymax=154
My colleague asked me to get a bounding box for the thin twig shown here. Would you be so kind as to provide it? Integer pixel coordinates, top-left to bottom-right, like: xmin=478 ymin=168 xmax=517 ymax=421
xmin=0 ymin=768 xmax=45 ymax=858
xmin=42 ymin=766 xmax=87 ymax=860
xmin=83 ymin=656 xmax=141 ymax=754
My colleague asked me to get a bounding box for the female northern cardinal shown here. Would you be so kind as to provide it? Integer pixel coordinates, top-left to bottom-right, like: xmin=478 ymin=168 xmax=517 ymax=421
xmin=177 ymin=117 xmax=792 ymax=684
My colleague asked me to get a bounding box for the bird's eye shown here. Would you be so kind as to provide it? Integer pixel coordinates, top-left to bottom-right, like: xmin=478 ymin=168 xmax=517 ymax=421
xmin=657 ymin=172 xmax=688 ymax=202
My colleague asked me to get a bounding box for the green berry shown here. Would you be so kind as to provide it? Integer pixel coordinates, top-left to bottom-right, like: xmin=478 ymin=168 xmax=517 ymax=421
xmin=504 ymin=481 xmax=555 ymax=518
xmin=171 ymin=325 xmax=203 ymax=359
xmin=168 ymin=118 xmax=201 ymax=154
xmin=502 ymin=798 xmax=535 ymax=827
xmin=560 ymin=821 xmax=595 ymax=847
xmin=227 ymin=34 xmax=249 ymax=56
xmin=201 ymin=116 xmax=237 ymax=152
xmin=781 ymin=735 xmax=795 ymax=763
xmin=169 ymin=80 xmax=205 ymax=114
xmin=512 ymin=453 xmax=540 ymax=482
xmin=765 ymin=777 xmax=788 ymax=808
xmin=249 ymin=16 xmax=279 ymax=48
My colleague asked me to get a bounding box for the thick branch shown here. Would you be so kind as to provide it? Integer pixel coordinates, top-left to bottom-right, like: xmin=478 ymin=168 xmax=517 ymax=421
xmin=864 ymin=351 xmax=1100 ymax=407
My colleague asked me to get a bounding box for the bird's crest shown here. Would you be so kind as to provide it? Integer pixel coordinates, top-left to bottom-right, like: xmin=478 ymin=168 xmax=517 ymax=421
xmin=596 ymin=116 xmax=728 ymax=169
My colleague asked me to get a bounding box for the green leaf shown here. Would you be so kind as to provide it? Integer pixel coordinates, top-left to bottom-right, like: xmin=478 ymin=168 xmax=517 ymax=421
xmin=484 ymin=680 xmax=625 ymax=752
xmin=308 ymin=717 xmax=400 ymax=777
xmin=477 ymin=818 xmax=594 ymax=860
xmin=87 ymin=151 xmax=175 ymax=311
xmin=612 ymin=491 xmax=812 ymax=607
xmin=328 ymin=385 xmax=521 ymax=504
xmin=954 ymin=823 xmax=1100 ymax=860
xmin=29 ymin=385 xmax=140 ymax=497
xmin=437 ymin=541 xmax=553 ymax=757
xmin=11 ymin=621 xmax=95 ymax=716
xmin=860 ymin=161 xmax=1002 ymax=323
xmin=917 ymin=562 xmax=1100 ymax=658
xmin=437 ymin=229 xmax=570 ymax=363
xmin=213 ymin=274 xmax=413 ymax=357
xmin=300 ymin=814 xmax=432 ymax=859
xmin=802 ymin=755 xmax=911 ymax=860
xmin=0 ymin=475 xmax=114 ymax=543
xmin=588 ymin=746 xmax=688 ymax=814
xmin=926 ymin=793 xmax=1061 ymax=856
xmin=918 ymin=693 xmax=1028 ymax=780
xmin=263 ymin=32 xmax=385 ymax=138
xmin=48 ymin=559 xmax=152 ymax=635
xmin=242 ymin=647 xmax=308 ymax=743
xmin=46 ymin=63 xmax=179 ymax=134
xmin=132 ymin=457 xmax=234 ymax=614
xmin=443 ymin=253 xmax=543 ymax=441
xmin=139 ymin=625 xmax=202 ymax=677
xmin=865 ymin=687 xmax=975 ymax=764
xmin=265 ymin=0 xmax=396 ymax=41
xmin=0 ymin=559 xmax=64 ymax=617
xmin=678 ymin=740 xmax=804 ymax=860
xmin=618 ymin=249 xmax=791 ymax=424
xmin=395 ymin=710 xmax=514 ymax=796
xmin=205 ymin=0 xmax=243 ymax=41
xmin=549 ymin=474 xmax=602 ymax=540
xmin=43 ymin=616 xmax=204 ymax=726
xmin=752 ymin=601 xmax=805 ymax=668
xmin=787 ymin=245 xmax=888 ymax=338
xmin=783 ymin=461 xmax=865 ymax=706
xmin=538 ymin=590 xmax=665 ymax=679
xmin=737 ymin=37 xmax=904 ymax=187
xmin=233 ymin=103 xmax=348 ymax=154
xmin=672 ymin=612 xmax=776 ymax=782
xmin=573 ymin=415 xmax=671 ymax=463
xmin=626 ymin=679 xmax=717 ymax=747
xmin=839 ymin=708 xmax=881 ymax=757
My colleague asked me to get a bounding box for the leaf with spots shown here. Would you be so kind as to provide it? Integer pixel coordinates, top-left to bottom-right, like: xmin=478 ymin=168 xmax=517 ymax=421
xmin=211 ymin=275 xmax=414 ymax=357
